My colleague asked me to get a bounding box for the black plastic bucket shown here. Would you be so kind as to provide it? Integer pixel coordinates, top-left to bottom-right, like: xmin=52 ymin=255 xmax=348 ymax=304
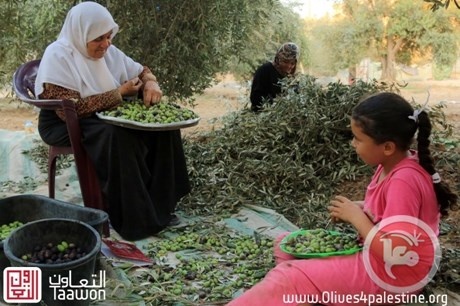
xmin=0 ymin=194 xmax=108 ymax=273
xmin=3 ymin=218 xmax=102 ymax=306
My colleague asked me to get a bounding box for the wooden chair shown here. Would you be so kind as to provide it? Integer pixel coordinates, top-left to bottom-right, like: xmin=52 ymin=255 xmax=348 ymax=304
xmin=12 ymin=59 xmax=109 ymax=236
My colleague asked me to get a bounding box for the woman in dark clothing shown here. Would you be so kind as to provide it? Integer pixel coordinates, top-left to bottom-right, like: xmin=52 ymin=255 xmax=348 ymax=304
xmin=250 ymin=42 xmax=300 ymax=112
xmin=35 ymin=1 xmax=190 ymax=241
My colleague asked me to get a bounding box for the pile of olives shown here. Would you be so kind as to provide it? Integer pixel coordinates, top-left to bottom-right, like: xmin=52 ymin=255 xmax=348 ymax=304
xmin=21 ymin=241 xmax=87 ymax=264
xmin=131 ymin=227 xmax=275 ymax=303
xmin=282 ymin=228 xmax=361 ymax=255
xmin=0 ymin=221 xmax=24 ymax=241
xmin=102 ymin=101 xmax=198 ymax=124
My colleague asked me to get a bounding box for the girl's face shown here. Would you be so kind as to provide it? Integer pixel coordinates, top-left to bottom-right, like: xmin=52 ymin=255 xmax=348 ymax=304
xmin=86 ymin=31 xmax=112 ymax=59
xmin=350 ymin=119 xmax=386 ymax=166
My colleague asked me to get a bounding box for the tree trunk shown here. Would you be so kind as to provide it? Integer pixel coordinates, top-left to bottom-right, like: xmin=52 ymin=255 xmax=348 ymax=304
xmin=380 ymin=35 xmax=403 ymax=82
xmin=380 ymin=57 xmax=396 ymax=81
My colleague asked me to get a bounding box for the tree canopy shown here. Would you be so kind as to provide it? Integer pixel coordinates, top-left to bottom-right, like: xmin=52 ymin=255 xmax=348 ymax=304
xmin=0 ymin=0 xmax=308 ymax=102
xmin=307 ymin=0 xmax=460 ymax=81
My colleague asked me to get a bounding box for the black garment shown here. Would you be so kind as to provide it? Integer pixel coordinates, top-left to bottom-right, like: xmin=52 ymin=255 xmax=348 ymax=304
xmin=250 ymin=62 xmax=284 ymax=112
xmin=38 ymin=110 xmax=191 ymax=240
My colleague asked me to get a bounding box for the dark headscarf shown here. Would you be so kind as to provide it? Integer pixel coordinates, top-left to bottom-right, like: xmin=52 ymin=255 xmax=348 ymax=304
xmin=273 ymin=42 xmax=300 ymax=76
xmin=275 ymin=42 xmax=300 ymax=62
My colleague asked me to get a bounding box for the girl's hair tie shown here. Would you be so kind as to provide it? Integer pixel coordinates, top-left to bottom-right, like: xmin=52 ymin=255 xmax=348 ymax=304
xmin=408 ymin=109 xmax=423 ymax=122
xmin=432 ymin=172 xmax=441 ymax=184
xmin=408 ymin=90 xmax=430 ymax=123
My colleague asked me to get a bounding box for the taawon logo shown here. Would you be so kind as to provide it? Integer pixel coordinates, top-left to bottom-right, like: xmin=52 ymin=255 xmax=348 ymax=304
xmin=3 ymin=267 xmax=42 ymax=303
xmin=363 ymin=215 xmax=441 ymax=293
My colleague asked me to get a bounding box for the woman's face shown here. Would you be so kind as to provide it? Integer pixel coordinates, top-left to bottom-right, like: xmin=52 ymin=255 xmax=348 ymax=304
xmin=86 ymin=31 xmax=112 ymax=59
xmin=277 ymin=59 xmax=296 ymax=75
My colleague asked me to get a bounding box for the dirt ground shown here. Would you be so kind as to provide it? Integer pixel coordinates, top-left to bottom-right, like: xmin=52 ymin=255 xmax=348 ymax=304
xmin=398 ymin=79 xmax=460 ymax=134
xmin=0 ymin=75 xmax=247 ymax=133
xmin=0 ymin=77 xmax=459 ymax=133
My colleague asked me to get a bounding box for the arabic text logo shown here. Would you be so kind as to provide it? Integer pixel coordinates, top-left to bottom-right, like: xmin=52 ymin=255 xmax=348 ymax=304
xmin=363 ymin=215 xmax=441 ymax=293
xmin=3 ymin=267 xmax=42 ymax=303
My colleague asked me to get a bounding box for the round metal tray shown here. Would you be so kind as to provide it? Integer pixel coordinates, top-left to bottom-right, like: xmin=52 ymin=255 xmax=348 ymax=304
xmin=96 ymin=112 xmax=200 ymax=131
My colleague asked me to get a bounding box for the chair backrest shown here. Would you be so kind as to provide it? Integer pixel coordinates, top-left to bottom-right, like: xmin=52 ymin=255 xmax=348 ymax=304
xmin=13 ymin=59 xmax=41 ymax=101
xmin=13 ymin=60 xmax=65 ymax=110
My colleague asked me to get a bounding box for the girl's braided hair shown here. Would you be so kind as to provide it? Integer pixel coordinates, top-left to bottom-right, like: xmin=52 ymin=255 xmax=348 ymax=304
xmin=352 ymin=92 xmax=457 ymax=217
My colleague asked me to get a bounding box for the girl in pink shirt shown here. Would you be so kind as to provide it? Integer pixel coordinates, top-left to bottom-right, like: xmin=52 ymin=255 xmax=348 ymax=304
xmin=227 ymin=92 xmax=457 ymax=306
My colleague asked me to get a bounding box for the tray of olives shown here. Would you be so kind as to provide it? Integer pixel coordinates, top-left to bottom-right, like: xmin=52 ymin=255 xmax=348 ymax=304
xmin=279 ymin=229 xmax=362 ymax=258
xmin=97 ymin=101 xmax=200 ymax=131
xmin=1 ymin=221 xmax=24 ymax=242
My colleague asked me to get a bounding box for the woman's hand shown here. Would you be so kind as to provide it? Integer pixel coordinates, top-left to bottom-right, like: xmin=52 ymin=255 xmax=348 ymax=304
xmin=142 ymin=80 xmax=162 ymax=106
xmin=328 ymin=195 xmax=365 ymax=224
xmin=118 ymin=77 xmax=143 ymax=97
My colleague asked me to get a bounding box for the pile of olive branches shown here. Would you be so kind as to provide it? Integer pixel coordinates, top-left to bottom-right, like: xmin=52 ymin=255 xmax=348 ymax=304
xmin=180 ymin=75 xmax=401 ymax=228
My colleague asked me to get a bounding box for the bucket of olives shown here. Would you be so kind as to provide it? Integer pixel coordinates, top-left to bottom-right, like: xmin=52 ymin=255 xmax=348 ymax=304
xmin=97 ymin=101 xmax=200 ymax=131
xmin=3 ymin=218 xmax=102 ymax=306
xmin=279 ymin=228 xmax=362 ymax=258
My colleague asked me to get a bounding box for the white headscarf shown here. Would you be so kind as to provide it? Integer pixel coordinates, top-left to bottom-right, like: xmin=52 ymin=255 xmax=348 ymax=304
xmin=35 ymin=1 xmax=143 ymax=98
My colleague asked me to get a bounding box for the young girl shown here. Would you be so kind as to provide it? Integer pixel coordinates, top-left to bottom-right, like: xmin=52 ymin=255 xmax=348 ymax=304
xmin=227 ymin=92 xmax=457 ymax=306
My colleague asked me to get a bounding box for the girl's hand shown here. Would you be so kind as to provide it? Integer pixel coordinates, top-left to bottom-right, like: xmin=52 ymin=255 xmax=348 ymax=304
xmin=142 ymin=80 xmax=162 ymax=106
xmin=328 ymin=195 xmax=365 ymax=224
xmin=329 ymin=196 xmax=375 ymax=241
xmin=118 ymin=77 xmax=143 ymax=97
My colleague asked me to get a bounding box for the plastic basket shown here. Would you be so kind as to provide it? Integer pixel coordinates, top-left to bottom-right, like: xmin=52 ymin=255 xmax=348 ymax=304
xmin=279 ymin=229 xmax=362 ymax=259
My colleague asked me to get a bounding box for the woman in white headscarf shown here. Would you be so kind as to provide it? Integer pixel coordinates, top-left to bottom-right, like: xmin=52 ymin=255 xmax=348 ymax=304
xmin=36 ymin=1 xmax=190 ymax=240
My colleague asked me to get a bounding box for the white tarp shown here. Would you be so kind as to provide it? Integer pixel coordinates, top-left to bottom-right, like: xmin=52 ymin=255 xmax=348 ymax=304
xmin=0 ymin=129 xmax=83 ymax=204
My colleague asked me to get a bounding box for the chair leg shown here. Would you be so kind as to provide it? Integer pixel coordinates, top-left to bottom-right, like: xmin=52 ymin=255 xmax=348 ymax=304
xmin=48 ymin=147 xmax=111 ymax=237
xmin=48 ymin=154 xmax=58 ymax=199
xmin=102 ymin=222 xmax=110 ymax=237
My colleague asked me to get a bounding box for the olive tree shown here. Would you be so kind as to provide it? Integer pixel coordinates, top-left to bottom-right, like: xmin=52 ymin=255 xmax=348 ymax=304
xmin=308 ymin=0 xmax=459 ymax=81
xmin=225 ymin=1 xmax=310 ymax=80
xmin=0 ymin=0 xmax=309 ymax=102
xmin=0 ymin=0 xmax=70 ymax=86
xmin=102 ymin=0 xmax=308 ymax=102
